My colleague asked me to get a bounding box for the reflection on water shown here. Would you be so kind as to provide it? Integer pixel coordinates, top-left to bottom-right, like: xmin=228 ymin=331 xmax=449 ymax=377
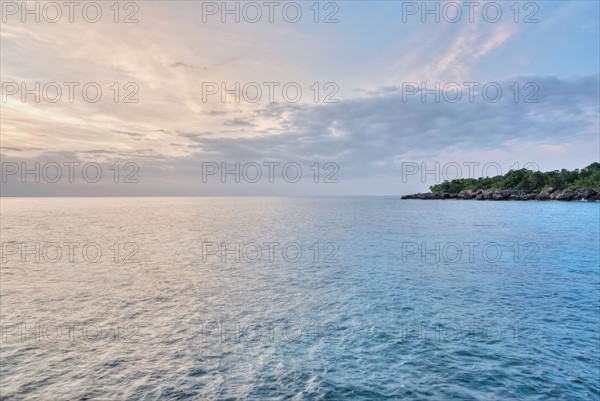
xmin=1 ymin=197 xmax=599 ymax=400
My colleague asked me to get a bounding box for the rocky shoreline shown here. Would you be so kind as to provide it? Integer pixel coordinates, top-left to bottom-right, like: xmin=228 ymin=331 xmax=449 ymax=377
xmin=401 ymin=187 xmax=600 ymax=201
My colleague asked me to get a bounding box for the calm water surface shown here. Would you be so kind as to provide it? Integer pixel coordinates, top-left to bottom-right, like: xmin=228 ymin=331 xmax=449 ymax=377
xmin=1 ymin=197 xmax=599 ymax=400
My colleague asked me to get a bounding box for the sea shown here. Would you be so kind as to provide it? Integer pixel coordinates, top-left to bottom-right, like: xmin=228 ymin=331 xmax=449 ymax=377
xmin=1 ymin=197 xmax=598 ymax=400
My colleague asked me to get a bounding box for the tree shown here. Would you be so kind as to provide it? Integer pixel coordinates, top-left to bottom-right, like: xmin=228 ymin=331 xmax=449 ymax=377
xmin=429 ymin=163 xmax=599 ymax=193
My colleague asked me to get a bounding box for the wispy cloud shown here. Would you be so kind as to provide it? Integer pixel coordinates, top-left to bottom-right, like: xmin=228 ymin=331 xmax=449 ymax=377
xmin=1 ymin=1 xmax=598 ymax=195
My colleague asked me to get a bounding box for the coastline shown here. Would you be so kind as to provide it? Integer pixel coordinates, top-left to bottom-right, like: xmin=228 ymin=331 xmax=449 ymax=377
xmin=401 ymin=187 xmax=600 ymax=201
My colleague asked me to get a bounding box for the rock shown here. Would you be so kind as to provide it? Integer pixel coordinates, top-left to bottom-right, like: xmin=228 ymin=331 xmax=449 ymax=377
xmin=491 ymin=189 xmax=525 ymax=200
xmin=402 ymin=187 xmax=599 ymax=201
xmin=508 ymin=190 xmax=527 ymax=200
xmin=401 ymin=192 xmax=439 ymax=200
xmin=457 ymin=190 xmax=478 ymax=199
xmin=481 ymin=190 xmax=494 ymax=200
xmin=572 ymin=187 xmax=599 ymax=201
xmin=536 ymin=187 xmax=555 ymax=200
xmin=552 ymin=190 xmax=574 ymax=201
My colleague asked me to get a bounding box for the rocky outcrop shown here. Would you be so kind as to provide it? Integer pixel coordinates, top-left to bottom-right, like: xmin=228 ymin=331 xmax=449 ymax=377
xmin=536 ymin=187 xmax=554 ymax=200
xmin=401 ymin=187 xmax=600 ymax=201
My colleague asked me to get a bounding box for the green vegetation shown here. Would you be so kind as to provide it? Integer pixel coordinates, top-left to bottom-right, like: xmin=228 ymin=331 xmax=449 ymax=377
xmin=430 ymin=163 xmax=600 ymax=194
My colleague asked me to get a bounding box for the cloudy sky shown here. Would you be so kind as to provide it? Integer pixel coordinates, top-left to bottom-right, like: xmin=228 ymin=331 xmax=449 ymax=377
xmin=1 ymin=0 xmax=599 ymax=196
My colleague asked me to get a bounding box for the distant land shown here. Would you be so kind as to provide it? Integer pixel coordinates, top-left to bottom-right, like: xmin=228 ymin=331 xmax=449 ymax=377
xmin=402 ymin=163 xmax=600 ymax=201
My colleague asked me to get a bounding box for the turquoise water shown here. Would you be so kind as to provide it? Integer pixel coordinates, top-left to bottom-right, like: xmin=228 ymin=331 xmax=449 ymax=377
xmin=1 ymin=197 xmax=599 ymax=400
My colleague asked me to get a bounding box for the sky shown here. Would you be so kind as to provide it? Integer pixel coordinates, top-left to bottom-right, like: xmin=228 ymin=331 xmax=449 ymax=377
xmin=1 ymin=0 xmax=599 ymax=196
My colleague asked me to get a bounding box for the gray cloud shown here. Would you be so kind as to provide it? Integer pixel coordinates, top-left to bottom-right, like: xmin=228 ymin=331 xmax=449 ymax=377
xmin=177 ymin=75 xmax=599 ymax=175
xmin=179 ymin=132 xmax=216 ymax=142
xmin=204 ymin=110 xmax=229 ymax=116
xmin=170 ymin=62 xmax=207 ymax=70
xmin=112 ymin=130 xmax=144 ymax=138
xmin=1 ymin=75 xmax=598 ymax=196
xmin=223 ymin=118 xmax=257 ymax=127
xmin=0 ymin=147 xmax=44 ymax=152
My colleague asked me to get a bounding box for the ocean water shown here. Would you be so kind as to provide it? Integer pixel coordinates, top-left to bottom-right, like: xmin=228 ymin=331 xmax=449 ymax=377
xmin=0 ymin=197 xmax=598 ymax=400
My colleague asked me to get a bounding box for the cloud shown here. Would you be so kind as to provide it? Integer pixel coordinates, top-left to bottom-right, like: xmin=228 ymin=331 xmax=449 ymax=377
xmin=0 ymin=147 xmax=44 ymax=152
xmin=170 ymin=62 xmax=207 ymax=70
xmin=539 ymin=144 xmax=567 ymax=154
xmin=1 ymin=2 xmax=598 ymax=195
xmin=223 ymin=118 xmax=257 ymax=127
xmin=112 ymin=130 xmax=143 ymax=138
xmin=179 ymin=132 xmax=216 ymax=142
xmin=391 ymin=16 xmax=517 ymax=82
xmin=3 ymin=74 xmax=595 ymax=195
